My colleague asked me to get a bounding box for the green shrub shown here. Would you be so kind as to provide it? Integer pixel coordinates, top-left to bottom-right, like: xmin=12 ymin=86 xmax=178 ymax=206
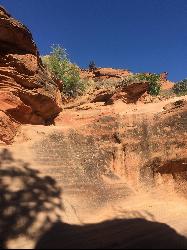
xmin=42 ymin=45 xmax=85 ymax=97
xmin=121 ymin=73 xmax=161 ymax=96
xmin=173 ymin=79 xmax=187 ymax=96
xmin=122 ymin=74 xmax=141 ymax=85
xmin=137 ymin=73 xmax=161 ymax=96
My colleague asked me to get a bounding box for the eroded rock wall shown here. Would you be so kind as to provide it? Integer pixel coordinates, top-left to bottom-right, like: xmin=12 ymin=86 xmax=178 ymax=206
xmin=31 ymin=98 xmax=187 ymax=194
xmin=0 ymin=6 xmax=62 ymax=143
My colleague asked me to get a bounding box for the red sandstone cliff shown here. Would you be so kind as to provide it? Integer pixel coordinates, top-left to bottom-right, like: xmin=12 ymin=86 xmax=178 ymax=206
xmin=80 ymin=67 xmax=132 ymax=80
xmin=0 ymin=6 xmax=62 ymax=144
xmin=0 ymin=6 xmax=187 ymax=249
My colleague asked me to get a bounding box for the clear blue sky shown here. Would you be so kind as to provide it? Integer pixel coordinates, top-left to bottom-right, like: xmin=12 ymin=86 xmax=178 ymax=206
xmin=0 ymin=0 xmax=187 ymax=81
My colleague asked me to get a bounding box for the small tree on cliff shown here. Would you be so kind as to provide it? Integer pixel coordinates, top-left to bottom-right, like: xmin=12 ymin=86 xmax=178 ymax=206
xmin=89 ymin=61 xmax=97 ymax=71
xmin=43 ymin=45 xmax=85 ymax=97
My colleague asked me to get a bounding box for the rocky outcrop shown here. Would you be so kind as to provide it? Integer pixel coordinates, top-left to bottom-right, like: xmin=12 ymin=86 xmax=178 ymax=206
xmin=0 ymin=6 xmax=187 ymax=250
xmin=0 ymin=95 xmax=186 ymax=248
xmin=0 ymin=111 xmax=18 ymax=144
xmin=0 ymin=6 xmax=62 ymax=143
xmin=80 ymin=69 xmax=95 ymax=79
xmin=29 ymin=96 xmax=187 ymax=196
xmin=93 ymin=68 xmax=132 ymax=79
xmin=161 ymin=80 xmax=174 ymax=90
xmin=80 ymin=68 xmax=132 ymax=80
xmin=80 ymin=68 xmax=174 ymax=105
xmin=89 ymin=82 xmax=150 ymax=104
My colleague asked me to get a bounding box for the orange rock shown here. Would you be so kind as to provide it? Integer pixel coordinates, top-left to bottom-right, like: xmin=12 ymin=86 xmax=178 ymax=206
xmin=49 ymin=96 xmax=187 ymax=192
xmin=0 ymin=6 xmax=62 ymax=143
xmin=94 ymin=68 xmax=132 ymax=78
xmin=80 ymin=69 xmax=94 ymax=79
xmin=0 ymin=111 xmax=19 ymax=144
xmin=160 ymin=72 xmax=168 ymax=81
xmin=90 ymin=82 xmax=150 ymax=104
xmin=161 ymin=80 xmax=174 ymax=90
xmin=80 ymin=67 xmax=132 ymax=80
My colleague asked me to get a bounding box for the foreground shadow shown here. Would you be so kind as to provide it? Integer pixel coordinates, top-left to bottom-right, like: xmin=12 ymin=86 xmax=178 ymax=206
xmin=36 ymin=219 xmax=187 ymax=249
xmin=0 ymin=149 xmax=63 ymax=249
xmin=1 ymin=149 xmax=187 ymax=249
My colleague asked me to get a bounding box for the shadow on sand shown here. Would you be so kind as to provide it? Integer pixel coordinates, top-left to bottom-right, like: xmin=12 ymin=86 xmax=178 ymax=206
xmin=0 ymin=149 xmax=187 ymax=249
xmin=36 ymin=218 xmax=187 ymax=249
xmin=0 ymin=149 xmax=63 ymax=249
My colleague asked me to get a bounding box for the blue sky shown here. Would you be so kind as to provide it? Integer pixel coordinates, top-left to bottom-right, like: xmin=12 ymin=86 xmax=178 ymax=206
xmin=0 ymin=0 xmax=187 ymax=81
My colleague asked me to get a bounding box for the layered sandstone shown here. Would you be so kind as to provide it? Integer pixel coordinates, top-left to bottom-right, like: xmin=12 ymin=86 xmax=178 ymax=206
xmin=0 ymin=6 xmax=62 ymax=144
xmin=36 ymin=96 xmax=187 ymax=194
xmin=0 ymin=94 xmax=186 ymax=248
xmin=93 ymin=68 xmax=132 ymax=79
xmin=80 ymin=68 xmax=132 ymax=80
xmin=0 ymin=5 xmax=186 ymax=250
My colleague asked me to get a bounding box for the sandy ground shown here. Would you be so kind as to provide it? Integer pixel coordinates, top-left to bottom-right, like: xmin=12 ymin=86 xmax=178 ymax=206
xmin=1 ymin=95 xmax=187 ymax=249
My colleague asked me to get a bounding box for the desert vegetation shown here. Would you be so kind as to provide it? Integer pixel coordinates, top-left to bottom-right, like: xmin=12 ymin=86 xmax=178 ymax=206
xmin=42 ymin=45 xmax=86 ymax=97
xmin=42 ymin=45 xmax=187 ymax=100
xmin=86 ymin=72 xmax=163 ymax=96
xmin=173 ymin=79 xmax=187 ymax=96
xmin=121 ymin=73 xmax=161 ymax=96
xmin=42 ymin=47 xmax=163 ymax=98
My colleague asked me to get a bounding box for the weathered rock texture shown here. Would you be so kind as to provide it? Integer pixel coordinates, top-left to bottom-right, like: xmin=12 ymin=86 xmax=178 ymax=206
xmin=89 ymin=82 xmax=150 ymax=104
xmin=0 ymin=5 xmax=187 ymax=250
xmin=80 ymin=68 xmax=174 ymax=90
xmin=80 ymin=68 xmax=132 ymax=80
xmin=94 ymin=68 xmax=132 ymax=79
xmin=1 ymin=95 xmax=187 ymax=249
xmin=0 ymin=6 xmax=62 ymax=143
xmin=80 ymin=67 xmax=174 ymax=106
xmin=28 ymin=96 xmax=187 ymax=197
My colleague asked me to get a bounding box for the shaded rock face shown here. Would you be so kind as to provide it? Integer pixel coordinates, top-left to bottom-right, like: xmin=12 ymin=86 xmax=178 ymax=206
xmin=136 ymin=102 xmax=187 ymax=190
xmin=32 ymin=98 xmax=187 ymax=197
xmin=90 ymin=82 xmax=150 ymax=104
xmin=0 ymin=6 xmax=62 ymax=143
xmin=80 ymin=68 xmax=174 ymax=105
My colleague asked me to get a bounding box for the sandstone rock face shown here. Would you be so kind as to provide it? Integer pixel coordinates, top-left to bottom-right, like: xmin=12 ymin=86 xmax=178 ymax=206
xmin=80 ymin=69 xmax=95 ymax=79
xmin=94 ymin=68 xmax=132 ymax=79
xmin=90 ymin=82 xmax=150 ymax=104
xmin=161 ymin=80 xmax=174 ymax=90
xmin=29 ymin=96 xmax=187 ymax=196
xmin=80 ymin=68 xmax=132 ymax=80
xmin=0 ymin=6 xmax=187 ymax=250
xmin=0 ymin=6 xmax=62 ymax=143
xmin=0 ymin=95 xmax=186 ymax=248
xmin=0 ymin=111 xmax=18 ymax=144
xmin=80 ymin=68 xmax=174 ymax=106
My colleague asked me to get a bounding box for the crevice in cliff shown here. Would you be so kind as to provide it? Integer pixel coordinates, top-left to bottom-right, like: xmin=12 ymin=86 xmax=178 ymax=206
xmin=0 ymin=40 xmax=37 ymax=56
